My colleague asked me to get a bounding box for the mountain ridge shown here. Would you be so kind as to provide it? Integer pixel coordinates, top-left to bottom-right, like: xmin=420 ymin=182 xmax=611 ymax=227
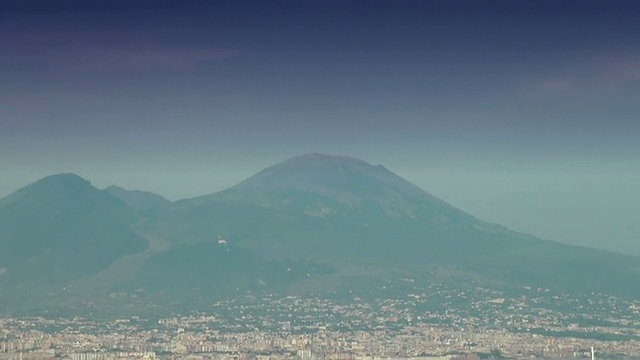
xmin=104 ymin=185 xmax=171 ymax=212
xmin=0 ymin=173 xmax=93 ymax=207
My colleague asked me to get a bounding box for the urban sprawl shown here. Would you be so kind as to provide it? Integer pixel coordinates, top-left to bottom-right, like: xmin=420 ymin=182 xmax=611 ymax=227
xmin=2 ymin=285 xmax=640 ymax=360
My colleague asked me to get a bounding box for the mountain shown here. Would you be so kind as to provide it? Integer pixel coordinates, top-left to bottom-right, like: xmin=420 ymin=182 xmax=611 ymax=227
xmin=1 ymin=156 xmax=639 ymax=314
xmin=0 ymin=174 xmax=148 ymax=286
xmin=158 ymin=154 xmax=640 ymax=297
xmin=104 ymin=185 xmax=171 ymax=212
xmin=162 ymin=154 xmax=476 ymax=257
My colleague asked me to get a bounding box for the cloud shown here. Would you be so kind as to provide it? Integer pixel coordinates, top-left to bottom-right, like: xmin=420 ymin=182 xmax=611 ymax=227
xmin=597 ymin=53 xmax=640 ymax=86
xmin=540 ymin=79 xmax=571 ymax=96
xmin=0 ymin=29 xmax=240 ymax=73
xmin=522 ymin=49 xmax=640 ymax=102
xmin=56 ymin=47 xmax=240 ymax=72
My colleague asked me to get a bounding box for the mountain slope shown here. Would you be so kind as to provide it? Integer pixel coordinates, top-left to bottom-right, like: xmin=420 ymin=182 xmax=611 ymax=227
xmin=136 ymin=241 xmax=333 ymax=297
xmin=0 ymin=174 xmax=148 ymax=285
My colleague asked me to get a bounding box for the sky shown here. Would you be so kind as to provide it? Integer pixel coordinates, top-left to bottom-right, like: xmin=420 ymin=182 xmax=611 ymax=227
xmin=1 ymin=0 xmax=640 ymax=254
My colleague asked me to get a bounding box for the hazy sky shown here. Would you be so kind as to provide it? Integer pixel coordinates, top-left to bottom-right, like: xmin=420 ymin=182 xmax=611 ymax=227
xmin=2 ymin=1 xmax=640 ymax=254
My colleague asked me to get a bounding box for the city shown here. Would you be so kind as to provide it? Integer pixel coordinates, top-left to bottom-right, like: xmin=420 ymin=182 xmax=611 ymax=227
xmin=2 ymin=284 xmax=640 ymax=360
